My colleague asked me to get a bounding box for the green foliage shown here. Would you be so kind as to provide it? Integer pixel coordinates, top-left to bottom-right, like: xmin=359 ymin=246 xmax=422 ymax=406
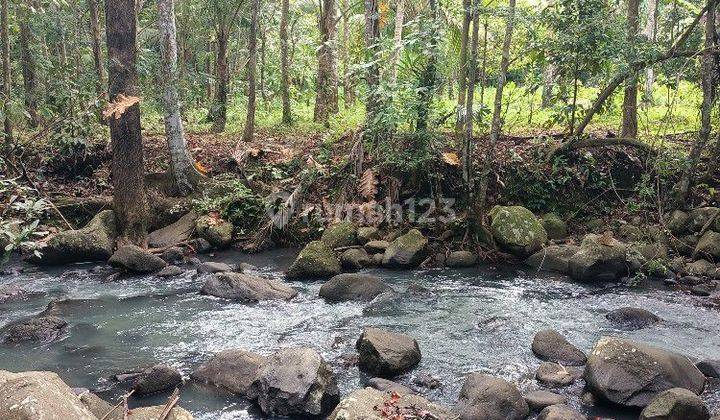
xmin=192 ymin=178 xmax=265 ymax=235
xmin=0 ymin=175 xmax=48 ymax=266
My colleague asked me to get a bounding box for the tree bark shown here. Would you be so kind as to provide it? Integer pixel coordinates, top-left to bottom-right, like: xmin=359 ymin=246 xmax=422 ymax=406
xmin=477 ymin=0 xmax=516 ymax=212
xmin=157 ymin=0 xmax=201 ymax=196
xmin=415 ymin=0 xmax=439 ymax=131
xmin=210 ymin=24 xmax=229 ymax=133
xmin=455 ymin=0 xmax=472 ymax=132
xmin=280 ymin=0 xmax=292 ymax=124
xmin=341 ymin=0 xmax=355 ymax=106
xmin=463 ymin=0 xmax=480 ymax=201
xmin=389 ymin=0 xmax=405 ymax=85
xmin=621 ymin=0 xmax=640 ymax=138
xmin=89 ymin=0 xmax=106 ymax=101
xmin=314 ymin=0 xmax=339 ymax=126
xmin=364 ymin=0 xmax=381 ymax=122
xmin=241 ymin=0 xmax=260 ymax=143
xmin=1 ymin=0 xmax=12 ymax=146
xmin=541 ymin=63 xmax=555 ymax=108
xmin=643 ymin=0 xmax=658 ymax=104
xmin=105 ymin=0 xmax=148 ymax=246
xmin=19 ymin=3 xmax=41 ymax=128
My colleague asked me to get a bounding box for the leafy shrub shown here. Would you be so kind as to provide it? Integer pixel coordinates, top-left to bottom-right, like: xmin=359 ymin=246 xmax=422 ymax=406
xmin=192 ymin=178 xmax=265 ymax=235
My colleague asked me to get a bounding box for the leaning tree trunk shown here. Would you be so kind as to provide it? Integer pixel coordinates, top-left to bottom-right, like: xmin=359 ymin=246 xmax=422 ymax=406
xmin=105 ymin=0 xmax=148 ymax=246
xmin=388 ymin=0 xmax=405 ymax=85
xmin=314 ymin=0 xmax=339 ymax=126
xmin=241 ymin=0 xmax=260 ymax=143
xmin=210 ymin=25 xmax=229 ymax=133
xmin=364 ymin=0 xmax=381 ymax=122
xmin=157 ymin=0 xmax=201 ymax=196
xmin=455 ymin=0 xmax=472 ymax=132
xmin=1 ymin=0 xmax=12 ymax=147
xmin=463 ymin=0 xmax=480 ymax=202
xmin=621 ymin=0 xmax=640 ymax=138
xmin=89 ymin=0 xmax=106 ymax=101
xmin=280 ymin=0 xmax=292 ymax=123
xmin=643 ymin=0 xmax=658 ymax=104
xmin=477 ymin=0 xmax=515 ymax=213
xmin=19 ymin=3 xmax=41 ymax=128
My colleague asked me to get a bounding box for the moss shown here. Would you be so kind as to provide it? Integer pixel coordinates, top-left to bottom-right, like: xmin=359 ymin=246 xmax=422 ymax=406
xmin=490 ymin=206 xmax=547 ymax=257
xmin=195 ymin=216 xmax=233 ymax=249
xmin=321 ymin=221 xmax=358 ymax=249
xmin=541 ymin=213 xmax=568 ymax=240
xmin=382 ymin=229 xmax=428 ymax=268
xmin=287 ymin=241 xmax=341 ymax=279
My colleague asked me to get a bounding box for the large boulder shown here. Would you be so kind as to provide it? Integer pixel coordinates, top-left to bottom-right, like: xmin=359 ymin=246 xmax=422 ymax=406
xmin=132 ymin=364 xmax=183 ymax=396
xmin=639 ymin=388 xmax=710 ymax=420
xmin=356 ymin=328 xmax=421 ymax=377
xmin=33 ymin=210 xmax=116 ymax=265
xmin=191 ymin=349 xmax=266 ymax=396
xmin=568 ymin=234 xmax=629 ymax=282
xmin=147 ymin=211 xmax=198 ymax=248
xmin=584 ymin=336 xmax=706 ymax=407
xmin=531 ymin=329 xmax=586 ymax=366
xmin=382 ymin=229 xmax=428 ymax=268
xmin=201 ymin=272 xmax=297 ymax=302
xmin=537 ymin=404 xmax=585 ymax=420
xmin=455 ymin=373 xmax=529 ymax=420
xmin=525 ymin=245 xmax=580 ymax=275
xmin=688 ymin=207 xmax=720 ymax=232
xmin=667 ymin=210 xmax=690 ymax=236
xmin=127 ymin=406 xmax=194 ymax=420
xmin=0 ymin=370 xmax=97 ymax=419
xmin=4 ymin=316 xmax=67 ymax=343
xmin=685 ymin=259 xmax=720 ymax=279
xmin=340 ymin=248 xmax=371 ymax=270
xmin=321 ymin=221 xmax=358 ymax=249
xmin=195 ymin=215 xmax=233 ymax=249
xmin=357 ymin=227 xmax=380 ymax=244
xmin=541 ymin=213 xmax=568 ymax=240
xmin=696 ymin=231 xmax=720 ymax=261
xmin=248 ymin=347 xmax=340 ymax=416
xmin=109 ymin=245 xmax=167 ymax=274
xmin=490 ymin=206 xmax=547 ymax=257
xmin=524 ymin=390 xmax=567 ymax=411
xmin=286 ymin=241 xmax=342 ymax=279
xmin=328 ymin=388 xmax=457 ymax=420
xmin=319 ymin=274 xmax=392 ymax=303
xmin=606 ymin=307 xmax=661 ymax=330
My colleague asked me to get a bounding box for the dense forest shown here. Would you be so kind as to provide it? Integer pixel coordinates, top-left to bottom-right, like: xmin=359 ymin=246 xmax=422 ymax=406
xmin=1 ymin=0 xmax=720 ymax=419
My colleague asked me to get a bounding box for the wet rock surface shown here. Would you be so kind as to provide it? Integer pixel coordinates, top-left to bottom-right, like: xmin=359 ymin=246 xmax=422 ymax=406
xmin=319 ymin=273 xmax=392 ymax=303
xmin=356 ymin=327 xmax=421 ymax=377
xmin=455 ymin=373 xmax=529 ymax=420
xmin=3 ymin=315 xmax=68 ymax=343
xmin=191 ymin=349 xmax=266 ymax=395
xmin=201 ymin=272 xmax=297 ymax=302
xmin=531 ymin=329 xmax=587 ymax=366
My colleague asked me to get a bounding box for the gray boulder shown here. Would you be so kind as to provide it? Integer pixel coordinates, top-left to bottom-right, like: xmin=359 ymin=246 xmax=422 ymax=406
xmin=33 ymin=210 xmax=116 ymax=265
xmin=319 ymin=274 xmax=392 ymax=303
xmin=356 ymin=328 xmax=421 ymax=377
xmin=531 ymin=329 xmax=586 ymax=366
xmin=191 ymin=349 xmax=266 ymax=395
xmin=132 ymin=364 xmax=182 ymax=396
xmin=524 ymin=390 xmax=567 ymax=411
xmin=455 ymin=373 xmax=529 ymax=420
xmin=4 ymin=315 xmax=67 ymax=343
xmin=0 ymin=370 xmax=97 ymax=419
xmin=148 ymin=211 xmax=197 ymax=248
xmin=196 ymin=261 xmax=234 ymax=274
xmin=286 ymin=241 xmax=342 ymax=279
xmin=201 ymin=272 xmax=297 ymax=302
xmin=606 ymin=307 xmax=662 ymax=330
xmin=195 ymin=215 xmax=233 ymax=249
xmin=340 ymin=248 xmax=371 ymax=270
xmin=321 ymin=221 xmax=358 ymax=249
xmin=639 ymin=388 xmax=710 ymax=420
xmin=568 ymin=234 xmax=629 ymax=282
xmin=160 ymin=247 xmax=185 ymax=264
xmin=248 ymin=347 xmax=340 ymax=416
xmin=538 ymin=404 xmax=586 ymax=420
xmin=156 ymin=265 xmax=184 ymax=277
xmin=328 ymin=388 xmax=456 ymax=420
xmin=382 ymin=229 xmax=428 ymax=268
xmin=109 ymin=245 xmax=168 ymax=274
xmin=584 ymin=336 xmax=706 ymax=407
xmin=525 ymin=245 xmax=580 ymax=274
xmin=696 ymin=360 xmax=720 ymax=378
xmin=365 ymin=240 xmax=390 ymax=254
xmin=490 ymin=206 xmax=548 ymax=257
xmin=696 ymin=231 xmax=720 ymax=261
xmin=446 ymin=251 xmax=478 ymax=268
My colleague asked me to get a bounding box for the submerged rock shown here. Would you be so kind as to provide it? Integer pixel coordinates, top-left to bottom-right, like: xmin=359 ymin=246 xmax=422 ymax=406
xmin=455 ymin=373 xmax=529 ymax=420
xmin=132 ymin=364 xmax=182 ymax=396
xmin=4 ymin=315 xmax=67 ymax=343
xmin=639 ymin=387 xmax=710 ymax=420
xmin=286 ymin=241 xmax=342 ymax=279
xmin=0 ymin=370 xmax=97 ymax=419
xmin=446 ymin=250 xmax=478 ymax=268
xmin=382 ymin=229 xmax=428 ymax=268
xmin=195 ymin=215 xmax=233 ymax=249
xmin=584 ymin=336 xmax=706 ymax=407
xmin=319 ymin=273 xmax=392 ymax=303
xmin=147 ymin=211 xmax=198 ymax=248
xmin=356 ymin=328 xmax=421 ymax=377
xmin=32 ymin=210 xmax=116 ymax=265
xmin=109 ymin=245 xmax=168 ymax=274
xmin=524 ymin=390 xmax=567 ymax=411
xmin=568 ymin=233 xmax=629 ymax=282
xmin=201 ymin=272 xmax=297 ymax=302
xmin=340 ymin=248 xmax=371 ymax=270
xmin=248 ymin=347 xmax=340 ymax=417
xmin=328 ymin=388 xmax=456 ymax=420
xmin=606 ymin=307 xmax=662 ymax=330
xmin=538 ymin=404 xmax=585 ymax=420
xmin=191 ymin=349 xmax=266 ymax=396
xmin=490 ymin=206 xmax=548 ymax=257
xmin=321 ymin=221 xmax=358 ymax=249
xmin=525 ymin=245 xmax=579 ymax=274
xmin=531 ymin=329 xmax=586 ymax=366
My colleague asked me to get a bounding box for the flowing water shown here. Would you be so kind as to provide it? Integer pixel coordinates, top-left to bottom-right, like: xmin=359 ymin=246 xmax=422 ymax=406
xmin=1 ymin=248 xmax=719 ymax=419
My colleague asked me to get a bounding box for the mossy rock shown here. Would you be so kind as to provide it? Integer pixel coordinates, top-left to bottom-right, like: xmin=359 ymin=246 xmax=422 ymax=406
xmin=382 ymin=229 xmax=428 ymax=268
xmin=33 ymin=210 xmax=116 ymax=265
xmin=490 ymin=206 xmax=547 ymax=257
xmin=541 ymin=213 xmax=568 ymax=240
xmin=321 ymin=221 xmax=358 ymax=249
xmin=696 ymin=231 xmax=720 ymax=261
xmin=287 ymin=241 xmax=342 ymax=279
xmin=195 ymin=215 xmax=233 ymax=249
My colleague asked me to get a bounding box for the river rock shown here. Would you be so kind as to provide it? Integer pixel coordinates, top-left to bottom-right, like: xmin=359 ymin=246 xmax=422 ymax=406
xmin=286 ymin=241 xmax=342 ymax=279
xmin=568 ymin=233 xmax=629 ymax=282
xmin=490 ymin=206 xmax=548 ymax=257
xmin=0 ymin=370 xmax=97 ymax=419
xmin=525 ymin=245 xmax=580 ymax=274
xmin=696 ymin=360 xmax=720 ymax=378
xmin=696 ymin=231 xmax=720 ymax=261
xmin=248 ymin=347 xmax=340 ymax=416
xmin=639 ymin=387 xmax=710 ymax=420
xmin=689 ymin=207 xmax=720 ymax=232
xmin=536 ymin=362 xmax=582 ymax=387
xmin=382 ymin=229 xmax=428 ymax=268
xmin=191 ymin=349 xmax=266 ymax=395
xmin=156 ymin=265 xmax=184 ymax=277
xmin=667 ymin=210 xmax=690 ymax=235
xmin=328 ymin=388 xmax=456 ymax=420
xmin=357 ymin=226 xmax=380 ymax=244
xmin=542 ymin=213 xmax=568 ymax=240
xmin=126 ymin=405 xmax=194 ymax=420
xmin=321 ymin=221 xmax=358 ymax=249
xmin=132 ymin=364 xmax=182 ymax=396
xmin=584 ymin=336 xmax=706 ymax=407
xmin=201 ymin=272 xmax=297 ymax=302
xmin=196 ymin=261 xmax=234 ymax=274
xmin=691 ymin=284 xmax=712 ymax=296
xmin=0 ymin=285 xmax=41 ymax=303
xmin=195 ymin=215 xmax=233 ymax=249
xmin=319 ymin=273 xmax=392 ymax=303
xmin=160 ymin=247 xmax=186 ymax=264
xmin=77 ymin=391 xmax=119 ymax=419
xmin=525 ymin=390 xmax=567 ymax=411
xmin=538 ymin=404 xmax=585 ymax=420
xmin=340 ymin=248 xmax=371 ymax=270
xmin=109 ymin=245 xmax=168 ymax=274
xmin=33 ymin=210 xmax=116 ymax=265
xmin=356 ymin=328 xmax=421 ymax=377
xmin=148 ymin=211 xmax=197 ymax=248
xmin=455 ymin=373 xmax=529 ymax=420
xmin=446 ymin=251 xmax=478 ymax=268
xmin=367 ymin=377 xmax=413 ymax=395
xmin=685 ymin=260 xmax=720 ymax=278
xmin=4 ymin=315 xmax=68 ymax=343
xmin=531 ymin=329 xmax=587 ymax=366
xmin=365 ymin=240 xmax=390 ymax=253
xmin=606 ymin=307 xmax=662 ymax=330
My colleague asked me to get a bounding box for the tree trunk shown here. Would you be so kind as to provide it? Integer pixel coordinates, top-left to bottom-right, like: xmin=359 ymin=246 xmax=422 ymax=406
xmin=463 ymin=0 xmax=480 ymax=201
xmin=157 ymin=0 xmax=201 ymax=196
xmin=674 ymin=0 xmax=716 ymax=206
xmin=455 ymin=0 xmax=472 ymax=132
xmin=280 ymin=0 xmax=292 ymax=124
xmin=643 ymin=0 xmax=658 ymax=104
xmin=477 ymin=0 xmax=515 ymax=212
xmin=314 ymin=0 xmax=339 ymax=126
xmin=211 ymin=25 xmax=229 ymax=133
xmin=541 ymin=63 xmax=555 ymax=108
xmin=259 ymin=23 xmax=267 ymax=106
xmin=621 ymin=0 xmax=640 ymax=138
xmin=89 ymin=0 xmax=106 ymax=101
xmin=19 ymin=4 xmax=41 ymax=128
xmin=364 ymin=0 xmax=381 ymax=122
xmin=1 ymin=0 xmax=12 ymax=146
xmin=341 ymin=0 xmax=355 ymax=106
xmin=105 ymin=0 xmax=148 ymax=246
xmin=415 ymin=0 xmax=439 ymax=131
xmin=241 ymin=0 xmax=260 ymax=143
xmin=388 ymin=0 xmax=405 ymax=85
